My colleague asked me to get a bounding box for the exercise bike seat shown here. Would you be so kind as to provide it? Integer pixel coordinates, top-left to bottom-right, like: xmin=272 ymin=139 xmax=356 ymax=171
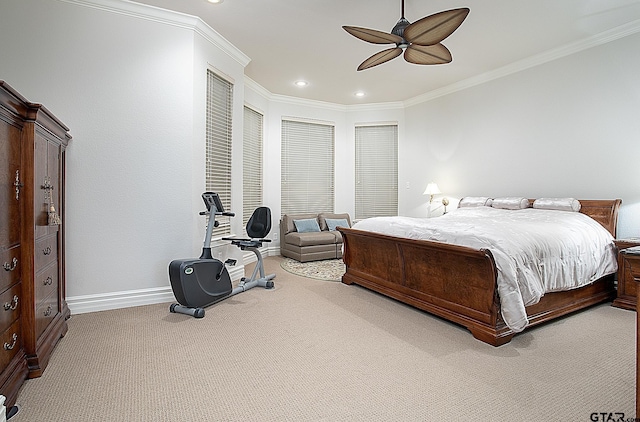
xmin=223 ymin=206 xmax=272 ymax=249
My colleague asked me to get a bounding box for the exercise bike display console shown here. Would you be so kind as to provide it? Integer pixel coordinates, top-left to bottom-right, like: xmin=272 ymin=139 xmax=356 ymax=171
xmin=168 ymin=192 xmax=275 ymax=318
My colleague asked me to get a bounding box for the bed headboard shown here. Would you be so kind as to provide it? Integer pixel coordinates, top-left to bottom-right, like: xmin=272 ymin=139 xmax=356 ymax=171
xmin=576 ymin=199 xmax=621 ymax=238
xmin=526 ymin=198 xmax=620 ymax=237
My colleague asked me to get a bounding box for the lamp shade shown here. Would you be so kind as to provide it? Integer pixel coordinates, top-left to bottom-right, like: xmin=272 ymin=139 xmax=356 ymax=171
xmin=423 ymin=182 xmax=441 ymax=196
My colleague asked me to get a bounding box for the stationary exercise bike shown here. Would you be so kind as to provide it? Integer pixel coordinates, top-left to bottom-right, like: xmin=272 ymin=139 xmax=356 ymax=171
xmin=168 ymin=192 xmax=275 ymax=318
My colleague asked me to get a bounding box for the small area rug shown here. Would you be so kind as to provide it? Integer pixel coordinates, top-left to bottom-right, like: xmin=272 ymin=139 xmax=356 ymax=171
xmin=280 ymin=258 xmax=346 ymax=281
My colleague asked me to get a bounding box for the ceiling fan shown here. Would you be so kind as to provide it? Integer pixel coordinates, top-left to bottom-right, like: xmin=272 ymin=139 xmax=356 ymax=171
xmin=342 ymin=0 xmax=470 ymax=71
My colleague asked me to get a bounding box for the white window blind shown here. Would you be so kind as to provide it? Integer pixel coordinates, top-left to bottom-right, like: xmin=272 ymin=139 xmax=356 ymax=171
xmin=281 ymin=119 xmax=334 ymax=216
xmin=355 ymin=124 xmax=398 ymax=219
xmin=205 ymin=69 xmax=233 ymax=236
xmin=243 ymin=106 xmax=263 ymax=229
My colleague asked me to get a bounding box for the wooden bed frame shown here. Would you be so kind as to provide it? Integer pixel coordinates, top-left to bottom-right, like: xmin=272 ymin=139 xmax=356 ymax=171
xmin=338 ymin=199 xmax=621 ymax=346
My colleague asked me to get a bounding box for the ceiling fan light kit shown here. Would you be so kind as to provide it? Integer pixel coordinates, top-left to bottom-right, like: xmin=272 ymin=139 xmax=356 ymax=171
xmin=343 ymin=0 xmax=469 ymax=71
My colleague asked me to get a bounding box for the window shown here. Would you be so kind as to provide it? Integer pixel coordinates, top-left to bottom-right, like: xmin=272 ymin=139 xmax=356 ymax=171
xmin=355 ymin=124 xmax=398 ymax=219
xmin=205 ymin=69 xmax=233 ymax=236
xmin=281 ymin=119 xmax=334 ymax=216
xmin=243 ymin=106 xmax=263 ymax=229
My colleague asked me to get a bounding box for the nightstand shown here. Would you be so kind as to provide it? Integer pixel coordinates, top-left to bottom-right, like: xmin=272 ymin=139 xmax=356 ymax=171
xmin=614 ymin=239 xmax=640 ymax=310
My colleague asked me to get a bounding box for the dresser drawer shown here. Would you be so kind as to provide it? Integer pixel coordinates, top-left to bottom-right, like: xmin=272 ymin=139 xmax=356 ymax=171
xmin=35 ymin=235 xmax=58 ymax=270
xmin=0 ymin=283 xmax=21 ymax=331
xmin=0 ymin=246 xmax=20 ymax=293
xmin=0 ymin=319 xmax=22 ymax=370
xmin=35 ymin=262 xmax=58 ymax=305
xmin=623 ymin=258 xmax=638 ymax=297
xmin=35 ymin=292 xmax=59 ymax=339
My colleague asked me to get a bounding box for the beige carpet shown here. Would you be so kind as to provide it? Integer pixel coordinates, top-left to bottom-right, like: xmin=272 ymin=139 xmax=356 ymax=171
xmin=280 ymin=257 xmax=346 ymax=281
xmin=11 ymin=256 xmax=636 ymax=421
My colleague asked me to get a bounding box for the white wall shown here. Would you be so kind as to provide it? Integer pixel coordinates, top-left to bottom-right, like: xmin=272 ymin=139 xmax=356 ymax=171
xmin=1 ymin=0 xmax=638 ymax=314
xmin=0 ymin=0 xmax=248 ymax=311
xmin=402 ymin=32 xmax=640 ymax=237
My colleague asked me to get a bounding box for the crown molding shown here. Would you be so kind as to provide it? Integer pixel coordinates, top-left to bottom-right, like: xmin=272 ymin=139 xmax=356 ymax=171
xmin=73 ymin=0 xmax=638 ymax=111
xmin=57 ymin=0 xmax=250 ymax=67
xmin=245 ymin=77 xmax=404 ymax=112
xmin=244 ymin=77 xmax=272 ymax=100
xmin=404 ymin=18 xmax=640 ymax=107
xmin=249 ymin=18 xmax=640 ymax=110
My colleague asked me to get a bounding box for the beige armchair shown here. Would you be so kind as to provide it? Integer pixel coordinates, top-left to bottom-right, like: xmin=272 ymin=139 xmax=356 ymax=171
xmin=280 ymin=212 xmax=351 ymax=262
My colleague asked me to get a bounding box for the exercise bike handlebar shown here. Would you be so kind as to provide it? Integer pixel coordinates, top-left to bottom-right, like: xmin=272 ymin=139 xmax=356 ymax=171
xmin=199 ymin=211 xmax=235 ymax=217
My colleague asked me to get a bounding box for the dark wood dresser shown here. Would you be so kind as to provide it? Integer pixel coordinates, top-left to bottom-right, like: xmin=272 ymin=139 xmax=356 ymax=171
xmin=0 ymin=81 xmax=70 ymax=407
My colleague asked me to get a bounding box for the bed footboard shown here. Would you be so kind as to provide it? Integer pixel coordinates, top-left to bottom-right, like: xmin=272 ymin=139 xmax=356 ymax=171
xmin=339 ymin=227 xmax=515 ymax=346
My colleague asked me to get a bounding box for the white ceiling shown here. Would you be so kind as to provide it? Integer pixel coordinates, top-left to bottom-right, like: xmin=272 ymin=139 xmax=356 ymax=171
xmin=132 ymin=0 xmax=640 ymax=105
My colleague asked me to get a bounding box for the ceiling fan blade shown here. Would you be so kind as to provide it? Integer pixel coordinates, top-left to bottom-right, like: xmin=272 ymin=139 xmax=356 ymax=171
xmin=403 ymin=8 xmax=470 ymax=46
xmin=404 ymin=43 xmax=452 ymax=65
xmin=343 ymin=26 xmax=403 ymax=44
xmin=357 ymin=47 xmax=403 ymax=71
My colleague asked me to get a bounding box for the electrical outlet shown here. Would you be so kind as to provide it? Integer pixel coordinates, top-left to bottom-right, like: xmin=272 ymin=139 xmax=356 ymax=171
xmin=273 ymin=233 xmax=278 ymax=240
xmin=406 ymin=181 xmax=410 ymax=189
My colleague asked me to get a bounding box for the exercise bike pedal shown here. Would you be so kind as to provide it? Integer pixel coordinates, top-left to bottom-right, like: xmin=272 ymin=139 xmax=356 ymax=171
xmin=225 ymin=259 xmax=237 ymax=266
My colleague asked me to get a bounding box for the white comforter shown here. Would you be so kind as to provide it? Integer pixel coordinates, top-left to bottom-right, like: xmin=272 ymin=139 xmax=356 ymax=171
xmin=352 ymin=207 xmax=618 ymax=332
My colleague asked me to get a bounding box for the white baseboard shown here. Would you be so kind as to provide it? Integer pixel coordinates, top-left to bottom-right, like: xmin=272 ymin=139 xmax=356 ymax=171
xmin=67 ymin=286 xmax=176 ymax=315
xmin=67 ymin=250 xmax=279 ymax=315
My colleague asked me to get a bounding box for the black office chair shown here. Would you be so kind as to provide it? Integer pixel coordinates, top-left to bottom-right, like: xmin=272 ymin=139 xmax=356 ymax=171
xmin=223 ymin=207 xmax=275 ymax=286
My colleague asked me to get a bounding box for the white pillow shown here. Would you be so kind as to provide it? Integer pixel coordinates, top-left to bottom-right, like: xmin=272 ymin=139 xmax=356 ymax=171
xmin=533 ymin=198 xmax=581 ymax=212
xmin=458 ymin=197 xmax=493 ymax=208
xmin=491 ymin=197 xmax=530 ymax=210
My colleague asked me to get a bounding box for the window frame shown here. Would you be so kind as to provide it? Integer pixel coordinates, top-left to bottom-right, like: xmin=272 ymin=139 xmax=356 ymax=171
xmin=354 ymin=123 xmax=398 ymax=219
xmin=205 ymin=69 xmax=234 ymax=237
xmin=281 ymin=117 xmax=335 ymax=216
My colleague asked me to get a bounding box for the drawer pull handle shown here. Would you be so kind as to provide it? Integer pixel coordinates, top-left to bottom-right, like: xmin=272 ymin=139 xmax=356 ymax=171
xmin=14 ymin=170 xmax=24 ymax=201
xmin=3 ymin=295 xmax=18 ymax=311
xmin=44 ymin=305 xmax=53 ymax=317
xmin=44 ymin=276 xmax=53 ymax=285
xmin=3 ymin=257 xmax=18 ymax=272
xmin=3 ymin=333 xmax=17 ymax=351
xmin=43 ymin=246 xmax=52 ymax=255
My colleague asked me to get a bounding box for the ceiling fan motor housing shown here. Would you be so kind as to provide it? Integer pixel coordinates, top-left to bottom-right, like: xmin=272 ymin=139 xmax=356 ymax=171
xmin=392 ymin=17 xmax=410 ymax=48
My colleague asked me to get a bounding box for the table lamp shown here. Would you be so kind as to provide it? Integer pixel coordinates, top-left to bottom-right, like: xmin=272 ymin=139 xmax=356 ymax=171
xmin=423 ymin=182 xmax=441 ymax=204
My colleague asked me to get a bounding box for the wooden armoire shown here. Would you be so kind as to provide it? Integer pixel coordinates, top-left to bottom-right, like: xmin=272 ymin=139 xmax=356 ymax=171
xmin=0 ymin=81 xmax=70 ymax=407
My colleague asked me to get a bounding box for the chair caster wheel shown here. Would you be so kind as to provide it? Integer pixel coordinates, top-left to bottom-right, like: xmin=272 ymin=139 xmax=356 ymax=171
xmin=266 ymin=281 xmax=274 ymax=289
xmin=169 ymin=303 xmax=177 ymax=313
xmin=194 ymin=308 xmax=205 ymax=318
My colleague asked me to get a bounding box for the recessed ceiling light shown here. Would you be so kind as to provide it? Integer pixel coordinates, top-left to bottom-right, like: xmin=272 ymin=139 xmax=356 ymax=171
xmin=354 ymin=91 xmax=366 ymax=97
xmin=207 ymin=0 xmax=223 ymax=4
xmin=295 ymin=80 xmax=308 ymax=87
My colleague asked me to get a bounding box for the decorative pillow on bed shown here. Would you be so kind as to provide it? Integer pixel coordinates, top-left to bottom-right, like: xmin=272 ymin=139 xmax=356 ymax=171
xmin=533 ymin=198 xmax=581 ymax=212
xmin=491 ymin=197 xmax=530 ymax=210
xmin=293 ymin=218 xmax=321 ymax=233
xmin=458 ymin=197 xmax=493 ymax=208
xmin=325 ymin=218 xmax=350 ymax=231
